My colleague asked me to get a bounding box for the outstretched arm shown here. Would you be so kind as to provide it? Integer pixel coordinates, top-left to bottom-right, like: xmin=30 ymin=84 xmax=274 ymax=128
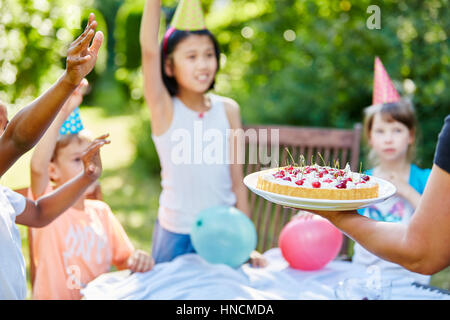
xmin=224 ymin=98 xmax=250 ymax=217
xmin=17 ymin=135 xmax=110 ymax=228
xmin=314 ymin=164 xmax=450 ymax=275
xmin=140 ymin=0 xmax=172 ymax=135
xmin=224 ymin=98 xmax=268 ymax=268
xmin=0 ymin=14 xmax=103 ymax=177
xmin=30 ymin=80 xmax=89 ymax=199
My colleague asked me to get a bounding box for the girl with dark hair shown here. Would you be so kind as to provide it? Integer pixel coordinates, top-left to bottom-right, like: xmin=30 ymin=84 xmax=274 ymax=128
xmin=140 ymin=0 xmax=267 ymax=267
xmin=160 ymin=28 xmax=221 ymax=97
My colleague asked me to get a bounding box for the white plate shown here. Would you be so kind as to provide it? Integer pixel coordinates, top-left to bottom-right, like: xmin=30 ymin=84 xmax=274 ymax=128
xmin=243 ymin=171 xmax=396 ymax=211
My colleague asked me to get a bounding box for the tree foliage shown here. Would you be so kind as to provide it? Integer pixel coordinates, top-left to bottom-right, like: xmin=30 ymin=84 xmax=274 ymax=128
xmin=126 ymin=0 xmax=448 ymax=169
xmin=1 ymin=0 xmax=448 ymax=168
xmin=0 ymin=0 xmax=108 ymax=111
xmin=209 ymin=0 xmax=449 ymax=167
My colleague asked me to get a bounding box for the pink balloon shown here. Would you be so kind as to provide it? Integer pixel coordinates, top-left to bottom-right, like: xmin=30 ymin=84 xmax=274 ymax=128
xmin=279 ymin=215 xmax=343 ymax=271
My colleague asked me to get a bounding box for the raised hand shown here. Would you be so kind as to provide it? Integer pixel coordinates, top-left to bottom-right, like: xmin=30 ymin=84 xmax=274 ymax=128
xmin=81 ymin=133 xmax=110 ymax=181
xmin=65 ymin=13 xmax=103 ymax=86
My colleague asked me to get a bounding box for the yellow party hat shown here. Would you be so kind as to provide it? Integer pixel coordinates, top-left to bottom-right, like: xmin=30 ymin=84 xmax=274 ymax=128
xmin=170 ymin=0 xmax=206 ymax=31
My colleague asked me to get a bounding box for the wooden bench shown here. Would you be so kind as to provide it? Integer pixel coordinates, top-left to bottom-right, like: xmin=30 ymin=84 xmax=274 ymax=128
xmin=243 ymin=123 xmax=362 ymax=259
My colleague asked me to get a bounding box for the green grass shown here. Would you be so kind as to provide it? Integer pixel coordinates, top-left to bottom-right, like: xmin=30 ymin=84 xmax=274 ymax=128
xmin=3 ymin=106 xmax=449 ymax=299
xmin=101 ymin=161 xmax=161 ymax=251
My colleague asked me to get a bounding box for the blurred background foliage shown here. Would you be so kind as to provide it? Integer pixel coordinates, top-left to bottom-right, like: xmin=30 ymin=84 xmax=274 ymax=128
xmin=1 ymin=0 xmax=449 ymax=171
xmin=0 ymin=0 xmax=107 ymax=106
xmin=1 ymin=0 xmax=450 ymax=293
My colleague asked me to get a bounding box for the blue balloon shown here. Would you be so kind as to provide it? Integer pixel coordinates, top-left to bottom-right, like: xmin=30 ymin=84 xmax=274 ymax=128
xmin=191 ymin=206 xmax=257 ymax=268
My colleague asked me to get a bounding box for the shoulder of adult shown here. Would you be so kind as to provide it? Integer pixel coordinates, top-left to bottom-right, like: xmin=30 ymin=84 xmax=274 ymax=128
xmin=433 ymin=115 xmax=450 ymax=174
xmin=0 ymin=185 xmax=13 ymax=200
xmin=1 ymin=185 xmax=26 ymax=217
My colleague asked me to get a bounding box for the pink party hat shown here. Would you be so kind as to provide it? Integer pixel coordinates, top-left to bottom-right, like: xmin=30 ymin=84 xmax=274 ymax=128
xmin=372 ymin=57 xmax=401 ymax=105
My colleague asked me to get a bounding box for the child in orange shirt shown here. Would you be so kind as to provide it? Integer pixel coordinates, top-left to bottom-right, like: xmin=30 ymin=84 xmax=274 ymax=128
xmin=29 ymin=81 xmax=154 ymax=300
xmin=0 ymin=13 xmax=106 ymax=300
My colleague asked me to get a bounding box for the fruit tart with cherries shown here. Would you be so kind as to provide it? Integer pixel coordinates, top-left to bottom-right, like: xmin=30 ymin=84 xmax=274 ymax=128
xmin=256 ymin=163 xmax=378 ymax=200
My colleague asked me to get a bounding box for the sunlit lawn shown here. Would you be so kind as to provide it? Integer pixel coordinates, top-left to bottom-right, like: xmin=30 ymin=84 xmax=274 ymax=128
xmin=1 ymin=106 xmax=448 ymax=299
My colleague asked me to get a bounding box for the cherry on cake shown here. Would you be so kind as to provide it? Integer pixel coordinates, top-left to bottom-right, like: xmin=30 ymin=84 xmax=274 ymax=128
xmin=256 ymin=164 xmax=378 ymax=200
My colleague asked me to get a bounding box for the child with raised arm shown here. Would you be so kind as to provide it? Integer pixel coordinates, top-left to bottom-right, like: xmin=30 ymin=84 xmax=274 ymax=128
xmin=140 ymin=0 xmax=267 ymax=267
xmin=352 ymin=57 xmax=432 ymax=284
xmin=28 ymin=81 xmax=154 ymax=300
xmin=0 ymin=13 xmax=104 ymax=300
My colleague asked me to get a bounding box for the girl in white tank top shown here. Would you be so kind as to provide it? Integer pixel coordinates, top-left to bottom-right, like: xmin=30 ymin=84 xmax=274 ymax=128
xmin=152 ymin=94 xmax=236 ymax=234
xmin=140 ymin=0 xmax=267 ymax=267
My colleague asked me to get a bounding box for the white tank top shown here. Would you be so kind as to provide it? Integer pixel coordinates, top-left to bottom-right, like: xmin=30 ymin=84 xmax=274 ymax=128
xmin=152 ymin=93 xmax=237 ymax=234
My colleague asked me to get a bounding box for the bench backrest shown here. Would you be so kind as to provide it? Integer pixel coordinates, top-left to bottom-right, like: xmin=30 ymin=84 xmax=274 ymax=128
xmin=243 ymin=124 xmax=362 ymax=258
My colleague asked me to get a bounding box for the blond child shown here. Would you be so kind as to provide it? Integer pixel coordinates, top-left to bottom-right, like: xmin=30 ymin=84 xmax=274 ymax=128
xmin=0 ymin=14 xmax=105 ymax=299
xmin=28 ymin=81 xmax=154 ymax=300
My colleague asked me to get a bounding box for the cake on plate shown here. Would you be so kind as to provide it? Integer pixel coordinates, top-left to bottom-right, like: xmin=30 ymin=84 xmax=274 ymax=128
xmin=256 ymin=163 xmax=379 ymax=200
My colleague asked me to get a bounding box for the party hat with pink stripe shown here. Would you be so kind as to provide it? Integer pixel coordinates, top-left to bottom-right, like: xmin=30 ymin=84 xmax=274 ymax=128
xmin=372 ymin=57 xmax=401 ymax=105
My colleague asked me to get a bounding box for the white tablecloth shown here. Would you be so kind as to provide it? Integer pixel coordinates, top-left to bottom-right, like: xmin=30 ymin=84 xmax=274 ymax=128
xmin=82 ymin=248 xmax=449 ymax=300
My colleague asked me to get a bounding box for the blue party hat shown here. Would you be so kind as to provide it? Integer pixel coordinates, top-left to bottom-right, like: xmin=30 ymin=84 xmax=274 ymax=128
xmin=59 ymin=107 xmax=84 ymax=135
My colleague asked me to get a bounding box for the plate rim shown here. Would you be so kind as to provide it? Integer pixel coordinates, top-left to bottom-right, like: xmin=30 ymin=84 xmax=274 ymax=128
xmin=243 ymin=170 xmax=396 ymax=208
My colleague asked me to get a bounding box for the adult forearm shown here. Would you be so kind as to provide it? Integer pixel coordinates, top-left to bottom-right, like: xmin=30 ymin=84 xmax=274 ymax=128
xmin=10 ymin=72 xmax=77 ymax=151
xmin=33 ymin=173 xmax=93 ymax=227
xmin=325 ymin=212 xmax=423 ymax=271
xmin=315 ymin=165 xmax=450 ymax=275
